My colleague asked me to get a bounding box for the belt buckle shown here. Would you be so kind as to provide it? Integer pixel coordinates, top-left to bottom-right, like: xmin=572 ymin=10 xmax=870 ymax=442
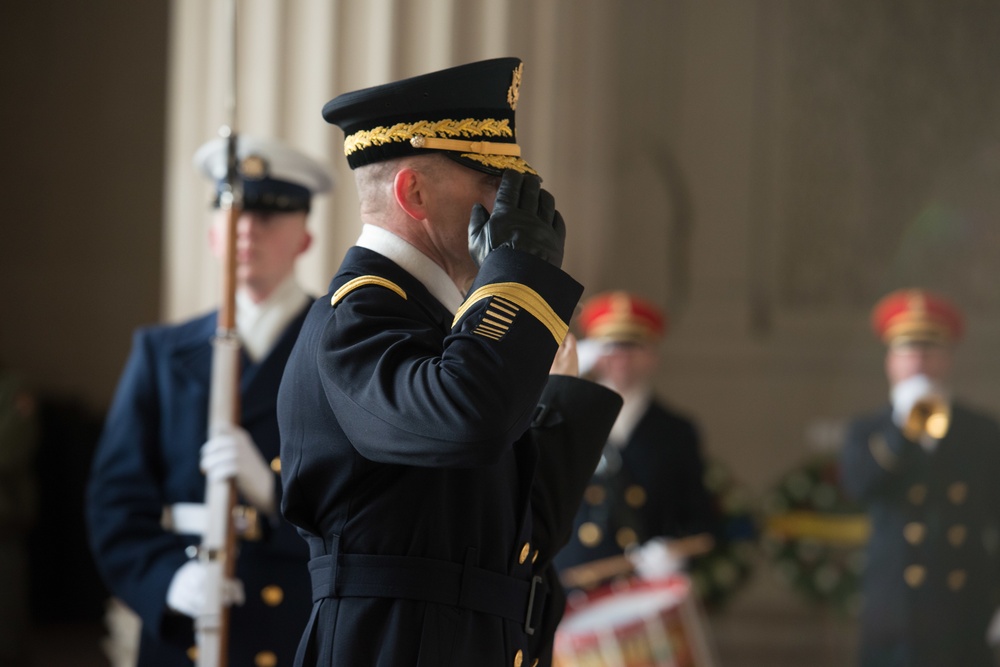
xmin=524 ymin=575 xmax=544 ymax=636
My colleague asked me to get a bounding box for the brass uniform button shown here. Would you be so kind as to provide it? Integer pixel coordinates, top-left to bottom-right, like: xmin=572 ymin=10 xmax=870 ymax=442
xmin=514 ymin=649 xmax=524 ymax=667
xmin=531 ymin=659 xmax=540 ymax=667
xmin=519 ymin=542 xmax=531 ymax=564
xmin=270 ymin=457 xmax=282 ymax=473
xmin=531 ymin=549 xmax=539 ymax=564
xmin=187 ymin=646 xmax=199 ymax=661
xmin=947 ymin=525 xmax=967 ymax=548
xmin=261 ymin=585 xmax=284 ymax=607
xmin=578 ymin=522 xmax=602 ymax=547
xmin=908 ymin=484 xmax=927 ymax=506
xmin=616 ymin=527 xmax=638 ymax=549
xmin=624 ymin=485 xmax=647 ymax=508
xmin=904 ymin=565 xmax=926 ymax=588
xmin=948 ymin=482 xmax=968 ymax=505
xmin=903 ymin=522 xmax=926 ymax=545
xmin=255 ymin=651 xmax=278 ymax=667
xmin=947 ymin=570 xmax=967 ymax=591
xmin=584 ymin=484 xmax=606 ymax=506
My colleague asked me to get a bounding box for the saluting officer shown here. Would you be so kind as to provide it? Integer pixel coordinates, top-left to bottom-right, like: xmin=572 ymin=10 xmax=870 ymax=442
xmin=554 ymin=291 xmax=718 ymax=586
xmin=277 ymin=58 xmax=622 ymax=667
xmin=841 ymin=288 xmax=1000 ymax=667
xmin=87 ymin=135 xmax=332 ymax=667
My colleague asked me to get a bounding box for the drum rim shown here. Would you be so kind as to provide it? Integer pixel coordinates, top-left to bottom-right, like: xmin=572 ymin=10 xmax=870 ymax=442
xmin=558 ymin=574 xmax=691 ymax=642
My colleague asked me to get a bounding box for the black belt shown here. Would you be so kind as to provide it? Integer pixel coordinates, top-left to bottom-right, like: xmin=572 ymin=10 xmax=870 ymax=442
xmin=307 ymin=545 xmax=547 ymax=636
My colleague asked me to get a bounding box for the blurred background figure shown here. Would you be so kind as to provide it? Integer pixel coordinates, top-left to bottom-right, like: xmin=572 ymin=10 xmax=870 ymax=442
xmin=840 ymin=288 xmax=1000 ymax=667
xmin=85 ymin=135 xmax=331 ymax=667
xmin=0 ymin=366 xmax=38 ymax=666
xmin=555 ymin=291 xmax=719 ymax=590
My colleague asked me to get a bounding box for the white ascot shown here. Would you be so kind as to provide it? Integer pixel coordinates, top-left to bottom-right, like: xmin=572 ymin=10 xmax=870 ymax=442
xmin=236 ymin=276 xmax=310 ymax=362
xmin=605 ymin=385 xmax=653 ymax=448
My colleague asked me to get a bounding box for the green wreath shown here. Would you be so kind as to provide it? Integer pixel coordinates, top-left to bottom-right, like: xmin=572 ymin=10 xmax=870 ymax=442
xmin=688 ymin=458 xmax=758 ymax=611
xmin=761 ymin=453 xmax=868 ymax=616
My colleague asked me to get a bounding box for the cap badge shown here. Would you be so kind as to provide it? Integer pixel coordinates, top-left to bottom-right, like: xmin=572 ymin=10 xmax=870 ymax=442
xmin=507 ymin=62 xmax=523 ymax=110
xmin=240 ymin=154 xmax=268 ymax=180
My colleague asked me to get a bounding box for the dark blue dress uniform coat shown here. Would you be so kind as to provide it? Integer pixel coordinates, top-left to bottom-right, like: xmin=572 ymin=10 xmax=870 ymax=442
xmin=553 ymin=400 xmax=717 ymax=574
xmin=87 ymin=307 xmax=313 ymax=667
xmin=841 ymin=402 xmax=1000 ymax=667
xmin=278 ymin=246 xmax=622 ymax=667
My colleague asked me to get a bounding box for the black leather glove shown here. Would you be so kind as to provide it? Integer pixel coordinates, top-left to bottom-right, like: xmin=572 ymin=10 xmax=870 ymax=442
xmin=468 ymin=171 xmax=566 ymax=268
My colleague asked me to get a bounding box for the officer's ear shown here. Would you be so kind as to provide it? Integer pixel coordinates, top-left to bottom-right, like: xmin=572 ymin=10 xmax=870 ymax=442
xmin=393 ymin=166 xmax=429 ymax=221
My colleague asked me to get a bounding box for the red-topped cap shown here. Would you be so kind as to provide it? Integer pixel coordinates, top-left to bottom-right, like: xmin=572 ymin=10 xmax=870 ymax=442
xmin=871 ymin=289 xmax=963 ymax=346
xmin=578 ymin=291 xmax=667 ymax=343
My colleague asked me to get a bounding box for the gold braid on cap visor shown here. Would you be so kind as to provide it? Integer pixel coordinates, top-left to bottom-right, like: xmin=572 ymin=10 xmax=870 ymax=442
xmin=343 ymin=117 xmax=537 ymax=174
xmin=882 ymin=313 xmax=952 ymax=346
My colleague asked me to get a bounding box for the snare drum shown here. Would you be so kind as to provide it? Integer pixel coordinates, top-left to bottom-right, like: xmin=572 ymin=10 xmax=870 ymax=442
xmin=553 ymin=575 xmax=715 ymax=667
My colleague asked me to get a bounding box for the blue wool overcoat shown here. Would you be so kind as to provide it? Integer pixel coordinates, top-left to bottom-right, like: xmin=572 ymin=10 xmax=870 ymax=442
xmin=87 ymin=306 xmax=312 ymax=667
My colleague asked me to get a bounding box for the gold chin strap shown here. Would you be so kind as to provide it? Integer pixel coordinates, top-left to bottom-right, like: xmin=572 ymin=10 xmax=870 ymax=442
xmin=410 ymin=135 xmax=521 ymax=156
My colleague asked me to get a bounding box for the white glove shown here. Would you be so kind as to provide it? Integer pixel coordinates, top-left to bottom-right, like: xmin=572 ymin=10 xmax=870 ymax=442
xmin=627 ymin=537 xmax=684 ymax=580
xmin=576 ymin=338 xmax=607 ymax=377
xmin=200 ymin=425 xmax=276 ymax=515
xmin=891 ymin=374 xmax=941 ymax=427
xmin=166 ymin=560 xmax=245 ymax=618
xmin=987 ymin=606 xmax=1000 ymax=645
xmin=891 ymin=374 xmax=948 ymax=450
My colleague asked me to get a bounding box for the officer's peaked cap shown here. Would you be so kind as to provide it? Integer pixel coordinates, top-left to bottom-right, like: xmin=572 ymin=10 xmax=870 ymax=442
xmin=321 ymin=57 xmax=536 ymax=177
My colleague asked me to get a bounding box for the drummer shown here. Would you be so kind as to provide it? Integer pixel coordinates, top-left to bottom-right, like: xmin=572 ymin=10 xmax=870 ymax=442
xmin=554 ymin=291 xmax=721 ymax=588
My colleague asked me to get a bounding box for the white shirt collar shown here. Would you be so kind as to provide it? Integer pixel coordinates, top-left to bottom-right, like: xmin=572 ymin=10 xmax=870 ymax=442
xmin=355 ymin=224 xmax=465 ymax=314
xmin=236 ymin=276 xmax=310 ymax=362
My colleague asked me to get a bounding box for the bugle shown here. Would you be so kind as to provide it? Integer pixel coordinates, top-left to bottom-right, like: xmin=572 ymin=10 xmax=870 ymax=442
xmin=903 ymin=397 xmax=951 ymax=441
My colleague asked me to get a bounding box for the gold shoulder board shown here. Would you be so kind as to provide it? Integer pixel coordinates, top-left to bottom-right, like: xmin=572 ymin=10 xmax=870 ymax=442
xmin=331 ymin=276 xmax=407 ymax=306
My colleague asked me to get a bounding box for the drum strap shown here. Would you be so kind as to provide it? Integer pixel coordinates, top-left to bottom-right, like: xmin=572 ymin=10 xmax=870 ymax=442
xmin=305 ymin=535 xmax=547 ymax=633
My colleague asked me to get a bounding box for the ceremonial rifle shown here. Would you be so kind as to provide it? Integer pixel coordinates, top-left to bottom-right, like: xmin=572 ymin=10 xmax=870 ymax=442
xmin=197 ymin=1 xmax=241 ymax=665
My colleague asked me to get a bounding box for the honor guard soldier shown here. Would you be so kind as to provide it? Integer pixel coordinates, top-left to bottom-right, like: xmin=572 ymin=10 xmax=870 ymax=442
xmin=87 ymin=135 xmax=332 ymax=667
xmin=554 ymin=291 xmax=719 ymax=588
xmin=840 ymin=288 xmax=1000 ymax=667
xmin=276 ymin=58 xmax=622 ymax=667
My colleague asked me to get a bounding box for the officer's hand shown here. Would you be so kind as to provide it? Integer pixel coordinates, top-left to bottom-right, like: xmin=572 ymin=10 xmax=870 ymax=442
xmin=200 ymin=425 xmax=276 ymax=515
xmin=550 ymin=333 xmax=579 ymax=377
xmin=468 ymin=171 xmax=566 ymax=268
xmin=166 ymin=560 xmax=246 ymax=618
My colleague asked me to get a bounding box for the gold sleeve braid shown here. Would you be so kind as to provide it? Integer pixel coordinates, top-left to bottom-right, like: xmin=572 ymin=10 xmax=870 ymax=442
xmin=331 ymin=276 xmax=407 ymax=306
xmin=454 ymin=283 xmax=568 ymax=344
